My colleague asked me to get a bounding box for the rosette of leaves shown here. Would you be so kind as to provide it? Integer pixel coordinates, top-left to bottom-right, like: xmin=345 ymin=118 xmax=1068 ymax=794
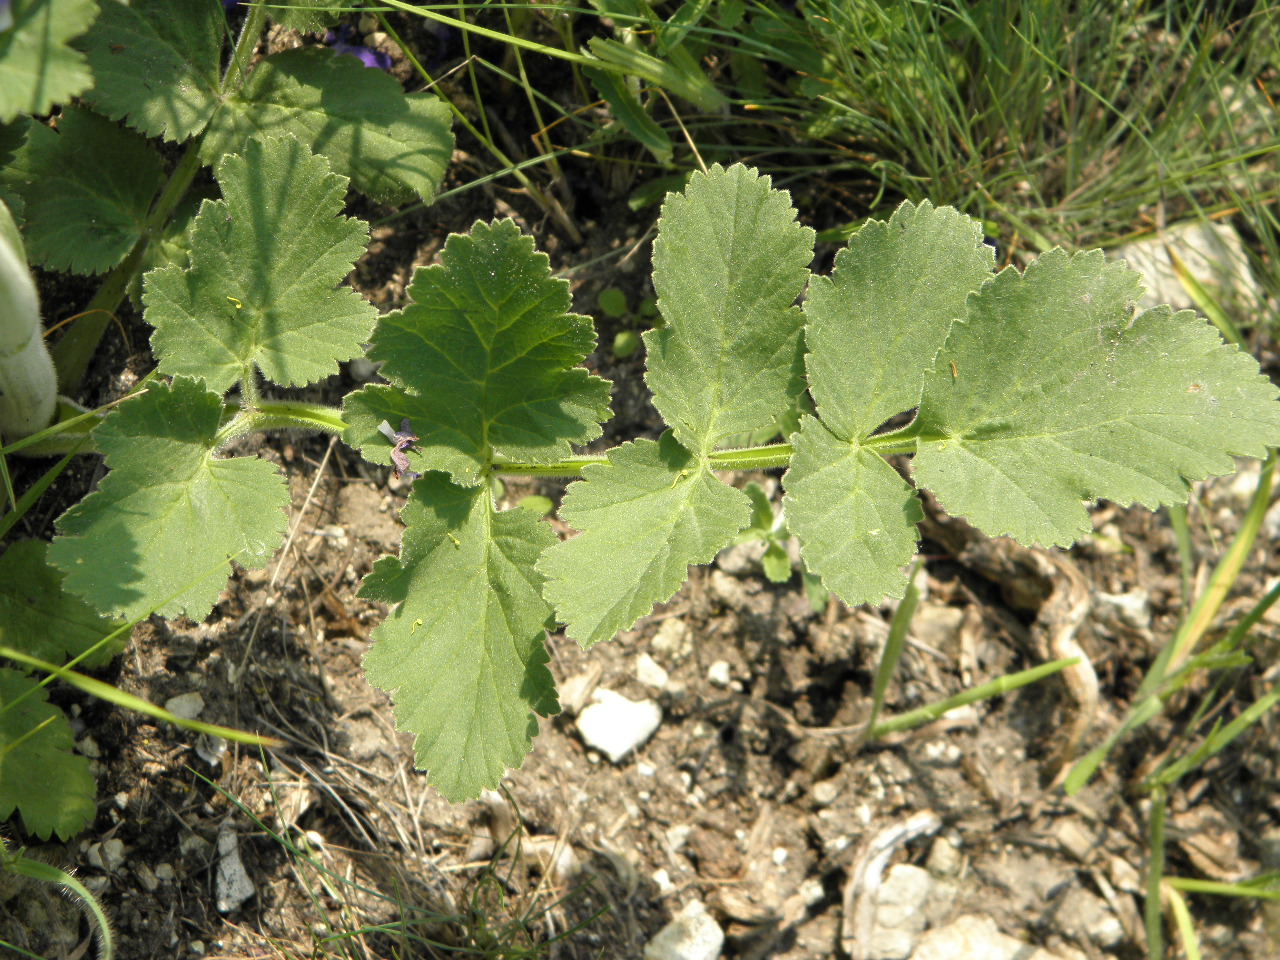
xmin=343 ymin=164 xmax=1280 ymax=801
xmin=542 ymin=164 xmax=1280 ymax=635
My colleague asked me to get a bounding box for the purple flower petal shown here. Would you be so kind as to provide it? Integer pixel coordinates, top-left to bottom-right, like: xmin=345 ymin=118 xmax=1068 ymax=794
xmin=325 ymin=25 xmax=392 ymax=71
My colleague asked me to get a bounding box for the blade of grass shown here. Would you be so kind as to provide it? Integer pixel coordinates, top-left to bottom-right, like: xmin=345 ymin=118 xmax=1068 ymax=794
xmin=868 ymin=658 xmax=1079 ymax=740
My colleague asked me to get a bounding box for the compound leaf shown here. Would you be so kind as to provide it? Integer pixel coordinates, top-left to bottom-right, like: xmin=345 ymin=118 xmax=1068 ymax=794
xmin=203 ymin=48 xmax=453 ymax=205
xmin=804 ymin=201 xmax=993 ymax=440
xmin=48 ymin=378 xmax=289 ymax=622
xmin=0 ymin=540 xmax=126 ymax=669
xmin=645 ymin=164 xmax=814 ymax=455
xmin=913 ymin=249 xmax=1280 ymax=546
xmin=145 ymin=136 xmax=375 ymax=394
xmin=538 ymin=432 xmax=751 ymax=647
xmin=783 ymin=417 xmax=922 ymax=605
xmin=75 ymin=0 xmax=223 ymax=142
xmin=360 ymin=474 xmax=558 ymax=802
xmin=344 ymin=219 xmax=612 ymax=486
xmin=0 ymin=668 xmax=96 ymax=840
xmin=0 ymin=106 xmax=163 ymax=274
xmin=0 ymin=0 xmax=99 ymax=122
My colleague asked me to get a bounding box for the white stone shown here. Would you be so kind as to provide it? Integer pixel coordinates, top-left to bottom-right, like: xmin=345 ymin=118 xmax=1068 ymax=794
xmin=706 ymin=661 xmax=731 ymax=688
xmin=135 ymin=863 xmax=159 ymax=892
xmin=87 ymin=838 xmax=125 ymax=873
xmin=717 ymin=540 xmax=767 ymax=576
xmin=76 ymin=736 xmax=101 ymax=758
xmin=772 ymin=847 xmax=788 ymax=866
xmin=1262 ymin=499 xmax=1280 ymax=542
xmin=811 ymin=778 xmax=840 ymax=807
xmin=636 ymin=653 xmax=670 ymax=690
xmin=653 ymin=868 xmax=676 ymax=895
xmin=576 ymin=689 xmax=662 ymax=763
xmin=868 ymin=864 xmax=933 ymax=960
xmin=163 ymin=692 xmax=205 ymax=720
xmin=154 ymin=863 xmax=176 ymax=882
xmin=643 ymin=900 xmax=725 ymax=960
xmin=652 ymin=618 xmax=693 ymax=658
xmin=1095 ymin=589 xmax=1151 ymax=632
xmin=910 ymin=914 xmax=1066 ymax=960
xmin=1111 ymin=221 xmax=1261 ymax=313
xmin=666 ymin=824 xmax=692 ymax=852
xmin=215 ymin=824 xmax=255 ymax=913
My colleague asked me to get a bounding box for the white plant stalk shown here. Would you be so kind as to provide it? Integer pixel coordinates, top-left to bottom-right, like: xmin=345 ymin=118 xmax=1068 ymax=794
xmin=0 ymin=199 xmax=56 ymax=438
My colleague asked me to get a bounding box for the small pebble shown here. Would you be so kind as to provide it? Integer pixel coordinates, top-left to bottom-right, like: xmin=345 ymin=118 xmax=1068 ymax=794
xmin=706 ymin=661 xmax=731 ymax=688
xmin=163 ymin=692 xmax=205 ymax=721
xmin=636 ymin=653 xmax=670 ymax=690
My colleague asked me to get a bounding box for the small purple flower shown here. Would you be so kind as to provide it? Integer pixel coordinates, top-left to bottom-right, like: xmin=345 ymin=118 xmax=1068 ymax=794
xmin=325 ymin=24 xmax=392 ymax=71
xmin=378 ymin=417 xmax=420 ymax=481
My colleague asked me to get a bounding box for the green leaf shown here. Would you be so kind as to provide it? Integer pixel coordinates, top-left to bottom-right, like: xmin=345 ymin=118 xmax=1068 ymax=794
xmin=0 ymin=106 xmax=163 ymax=274
xmin=804 ymin=201 xmax=993 ymax=440
xmin=344 ymin=219 xmax=611 ymax=486
xmin=741 ymin=479 xmax=774 ymax=534
xmin=359 ymin=474 xmax=558 ymax=803
xmin=913 ymin=250 xmax=1280 ymax=546
xmin=202 ymin=48 xmax=453 ymax=205
xmin=761 ymin=542 xmax=791 ymax=582
xmin=783 ymin=417 xmax=922 ymax=604
xmin=0 ymin=668 xmax=96 ymax=840
xmin=48 ymin=378 xmax=289 ymax=622
xmin=145 ymin=136 xmax=376 ymax=394
xmin=75 ymin=0 xmax=223 ymax=142
xmin=644 ymin=164 xmax=814 ymax=454
xmin=588 ymin=37 xmax=727 ymax=111
xmin=583 ymin=65 xmax=673 ymax=164
xmin=538 ymin=433 xmax=751 ymax=647
xmin=0 ymin=0 xmax=99 ymax=122
xmin=0 ymin=540 xmax=125 ymax=669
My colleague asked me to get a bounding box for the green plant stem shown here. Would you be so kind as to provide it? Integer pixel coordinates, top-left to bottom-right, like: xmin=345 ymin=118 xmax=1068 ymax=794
xmin=2 ymin=846 xmax=113 ymax=960
xmin=220 ymin=399 xmax=349 ymax=444
xmin=867 ymin=658 xmax=1079 ymax=739
xmin=1147 ymin=449 xmax=1277 ymax=691
xmin=0 ymin=644 xmax=284 ymax=747
xmin=381 ymin=0 xmax=603 ymax=68
xmin=376 ymin=11 xmax=582 ymax=243
xmin=1146 ymin=788 xmax=1168 ymax=960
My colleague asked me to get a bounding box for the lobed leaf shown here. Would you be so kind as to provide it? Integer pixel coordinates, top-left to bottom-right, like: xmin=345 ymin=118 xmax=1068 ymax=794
xmin=48 ymin=378 xmax=289 ymax=622
xmin=0 ymin=668 xmax=96 ymax=839
xmin=913 ymin=250 xmax=1280 ymax=546
xmin=360 ymin=475 xmax=558 ymax=802
xmin=0 ymin=0 xmax=99 ymax=122
xmin=75 ymin=0 xmax=223 ymax=142
xmin=645 ymin=164 xmax=814 ymax=455
xmin=803 ymin=201 xmax=993 ymax=440
xmin=783 ymin=417 xmax=922 ymax=605
xmin=0 ymin=106 xmax=163 ymax=274
xmin=202 ymin=48 xmax=453 ymax=205
xmin=145 ymin=136 xmax=376 ymax=394
xmin=344 ymin=219 xmax=612 ymax=486
xmin=538 ymin=433 xmax=751 ymax=647
xmin=0 ymin=540 xmax=126 ymax=669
